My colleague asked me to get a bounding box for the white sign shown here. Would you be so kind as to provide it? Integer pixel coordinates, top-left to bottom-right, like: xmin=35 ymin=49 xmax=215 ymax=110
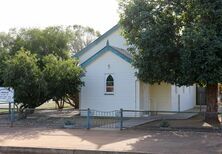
xmin=0 ymin=87 xmax=14 ymax=103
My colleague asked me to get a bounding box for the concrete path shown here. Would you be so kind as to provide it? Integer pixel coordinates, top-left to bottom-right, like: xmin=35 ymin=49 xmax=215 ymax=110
xmin=122 ymin=117 xmax=158 ymax=128
xmin=0 ymin=127 xmax=221 ymax=154
xmin=123 ymin=112 xmax=197 ymax=128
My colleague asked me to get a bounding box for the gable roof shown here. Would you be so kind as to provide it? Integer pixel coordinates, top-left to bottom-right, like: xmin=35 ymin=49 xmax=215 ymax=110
xmin=80 ymin=43 xmax=132 ymax=68
xmin=74 ymin=24 xmax=120 ymax=58
xmin=111 ymin=46 xmax=132 ymax=59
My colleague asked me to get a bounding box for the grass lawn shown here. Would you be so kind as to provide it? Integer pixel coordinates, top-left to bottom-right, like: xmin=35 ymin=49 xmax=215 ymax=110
xmin=0 ymin=109 xmax=9 ymax=114
xmin=0 ymin=101 xmax=73 ymax=113
xmin=0 ymin=103 xmax=10 ymax=114
xmin=37 ymin=101 xmax=73 ymax=109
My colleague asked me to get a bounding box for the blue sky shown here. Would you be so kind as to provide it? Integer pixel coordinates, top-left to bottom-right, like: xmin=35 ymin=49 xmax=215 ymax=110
xmin=0 ymin=0 xmax=119 ymax=33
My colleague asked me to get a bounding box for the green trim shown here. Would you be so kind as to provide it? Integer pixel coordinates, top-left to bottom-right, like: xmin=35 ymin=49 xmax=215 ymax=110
xmin=74 ymin=24 xmax=120 ymax=58
xmin=80 ymin=45 xmax=132 ymax=68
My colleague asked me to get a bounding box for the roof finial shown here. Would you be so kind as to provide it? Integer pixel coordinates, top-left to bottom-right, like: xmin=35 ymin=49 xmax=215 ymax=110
xmin=106 ymin=40 xmax=109 ymax=46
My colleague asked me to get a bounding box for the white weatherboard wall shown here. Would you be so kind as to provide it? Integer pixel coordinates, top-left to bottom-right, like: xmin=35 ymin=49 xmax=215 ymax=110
xmin=149 ymin=83 xmax=172 ymax=111
xmin=139 ymin=82 xmax=150 ymax=111
xmin=80 ymin=51 xmax=137 ymax=111
xmin=171 ymin=85 xmax=196 ymax=111
xmin=138 ymin=82 xmax=172 ymax=111
xmin=78 ymin=24 xmax=197 ymax=115
xmin=138 ymin=83 xmax=196 ymax=112
xmin=79 ymin=27 xmax=128 ymax=64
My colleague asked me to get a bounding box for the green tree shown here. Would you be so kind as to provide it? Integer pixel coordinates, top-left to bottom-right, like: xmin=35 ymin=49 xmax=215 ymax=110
xmin=66 ymin=25 xmax=100 ymax=55
xmin=10 ymin=25 xmax=100 ymax=58
xmin=11 ymin=26 xmax=70 ymax=59
xmin=42 ymin=55 xmax=83 ymax=109
xmin=119 ymin=0 xmax=222 ymax=122
xmin=2 ymin=49 xmax=47 ymax=112
xmin=0 ymin=25 xmax=91 ymax=112
xmin=0 ymin=31 xmax=15 ymax=52
xmin=0 ymin=32 xmax=13 ymax=85
xmin=0 ymin=49 xmax=9 ymax=85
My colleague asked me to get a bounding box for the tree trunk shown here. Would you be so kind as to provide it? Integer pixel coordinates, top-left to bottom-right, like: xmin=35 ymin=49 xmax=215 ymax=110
xmin=65 ymin=98 xmax=75 ymax=108
xmin=64 ymin=94 xmax=79 ymax=109
xmin=205 ymin=84 xmax=220 ymax=123
xmin=55 ymin=100 xmax=64 ymax=109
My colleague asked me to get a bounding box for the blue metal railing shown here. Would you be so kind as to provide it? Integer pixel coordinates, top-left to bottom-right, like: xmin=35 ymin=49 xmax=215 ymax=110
xmin=1 ymin=107 xmax=221 ymax=130
xmin=89 ymin=109 xmax=121 ymax=129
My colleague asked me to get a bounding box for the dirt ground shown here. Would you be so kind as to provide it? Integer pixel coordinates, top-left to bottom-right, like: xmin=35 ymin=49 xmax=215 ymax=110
xmin=0 ymin=127 xmax=221 ymax=154
xmin=135 ymin=114 xmax=222 ymax=130
xmin=0 ymin=109 xmax=120 ymax=130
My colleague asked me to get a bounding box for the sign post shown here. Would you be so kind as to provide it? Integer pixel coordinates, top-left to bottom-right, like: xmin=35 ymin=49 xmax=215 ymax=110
xmin=0 ymin=87 xmax=15 ymax=126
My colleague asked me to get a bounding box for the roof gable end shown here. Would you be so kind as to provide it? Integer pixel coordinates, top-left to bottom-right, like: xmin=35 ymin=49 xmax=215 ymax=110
xmin=80 ymin=44 xmax=132 ymax=68
xmin=75 ymin=24 xmax=120 ymax=58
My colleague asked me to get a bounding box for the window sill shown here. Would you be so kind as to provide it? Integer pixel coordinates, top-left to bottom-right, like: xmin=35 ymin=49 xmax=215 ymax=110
xmin=104 ymin=93 xmax=114 ymax=95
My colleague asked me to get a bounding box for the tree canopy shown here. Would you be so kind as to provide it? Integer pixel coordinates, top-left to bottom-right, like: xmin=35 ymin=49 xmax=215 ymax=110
xmin=121 ymin=0 xmax=181 ymax=85
xmin=2 ymin=25 xmax=100 ymax=58
xmin=42 ymin=54 xmax=83 ymax=109
xmin=0 ymin=25 xmax=97 ymax=112
xmin=3 ymin=50 xmax=46 ymax=111
xmin=119 ymin=0 xmax=222 ymax=122
xmin=11 ymin=27 xmax=71 ymax=59
xmin=66 ymin=25 xmax=100 ymax=55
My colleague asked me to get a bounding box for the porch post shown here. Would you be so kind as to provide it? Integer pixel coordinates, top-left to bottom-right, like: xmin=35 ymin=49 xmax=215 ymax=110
xmin=135 ymin=80 xmax=140 ymax=116
xmin=120 ymin=108 xmax=123 ymax=130
xmin=87 ymin=108 xmax=91 ymax=129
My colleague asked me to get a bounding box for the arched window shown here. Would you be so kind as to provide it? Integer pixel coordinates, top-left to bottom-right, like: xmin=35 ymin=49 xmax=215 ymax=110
xmin=106 ymin=75 xmax=114 ymax=93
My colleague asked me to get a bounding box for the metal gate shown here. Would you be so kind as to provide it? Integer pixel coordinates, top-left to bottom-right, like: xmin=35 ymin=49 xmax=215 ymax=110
xmin=89 ymin=110 xmax=121 ymax=129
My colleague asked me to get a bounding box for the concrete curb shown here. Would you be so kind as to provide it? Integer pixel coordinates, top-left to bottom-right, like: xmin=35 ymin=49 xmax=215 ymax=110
xmin=0 ymin=146 xmax=149 ymax=154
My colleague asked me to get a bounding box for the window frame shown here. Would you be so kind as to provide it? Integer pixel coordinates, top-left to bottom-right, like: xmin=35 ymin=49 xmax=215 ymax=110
xmin=104 ymin=73 xmax=114 ymax=95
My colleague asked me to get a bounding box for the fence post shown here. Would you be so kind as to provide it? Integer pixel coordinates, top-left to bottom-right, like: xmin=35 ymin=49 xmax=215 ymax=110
xmin=8 ymin=102 xmax=11 ymax=120
xmin=10 ymin=102 xmax=15 ymax=127
xmin=178 ymin=94 xmax=180 ymax=112
xmin=87 ymin=108 xmax=91 ymax=129
xmin=120 ymin=108 xmax=123 ymax=130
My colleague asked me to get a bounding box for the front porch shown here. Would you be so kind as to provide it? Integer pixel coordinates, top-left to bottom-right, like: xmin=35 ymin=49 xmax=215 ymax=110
xmin=138 ymin=82 xmax=196 ymax=113
xmin=138 ymin=82 xmax=172 ymax=112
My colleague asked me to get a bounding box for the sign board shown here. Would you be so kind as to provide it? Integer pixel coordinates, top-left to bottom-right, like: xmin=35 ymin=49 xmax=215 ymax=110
xmin=0 ymin=87 xmax=14 ymax=103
